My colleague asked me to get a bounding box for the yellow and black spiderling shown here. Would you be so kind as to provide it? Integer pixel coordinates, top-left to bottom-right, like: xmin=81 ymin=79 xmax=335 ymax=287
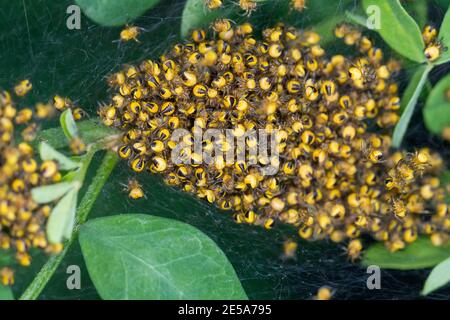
xmin=100 ymin=22 xmax=449 ymax=258
xmin=290 ymin=0 xmax=307 ymax=12
xmin=0 ymin=266 xmax=14 ymax=286
xmin=14 ymin=79 xmax=32 ymax=97
xmin=314 ymin=286 xmax=333 ymax=300
xmin=282 ymin=239 xmax=298 ymax=259
xmin=0 ymin=85 xmax=63 ymax=272
xmin=424 ymin=40 xmax=446 ymax=61
xmin=124 ymin=178 xmax=145 ymax=200
xmin=205 ymin=0 xmax=223 ymax=11
xmin=239 ymin=0 xmax=258 ymax=16
xmin=120 ymin=26 xmax=141 ymax=42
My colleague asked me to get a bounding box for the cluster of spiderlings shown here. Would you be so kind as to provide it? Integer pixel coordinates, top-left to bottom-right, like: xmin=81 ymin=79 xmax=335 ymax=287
xmin=99 ymin=21 xmax=449 ymax=259
xmin=0 ymin=84 xmax=62 ymax=284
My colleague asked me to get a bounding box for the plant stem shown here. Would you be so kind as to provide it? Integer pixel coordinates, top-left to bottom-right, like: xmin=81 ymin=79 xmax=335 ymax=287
xmin=35 ymin=118 xmax=119 ymax=150
xmin=75 ymin=151 xmax=118 ymax=225
xmin=19 ymin=150 xmax=118 ymax=300
xmin=74 ymin=147 xmax=96 ymax=187
xmin=392 ymin=63 xmax=434 ymax=148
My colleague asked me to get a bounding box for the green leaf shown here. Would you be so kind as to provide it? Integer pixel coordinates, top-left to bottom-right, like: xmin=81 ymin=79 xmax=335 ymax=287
xmin=423 ymin=72 xmax=450 ymax=135
xmin=60 ymin=109 xmax=79 ymax=140
xmin=442 ymin=170 xmax=450 ymax=202
xmin=36 ymin=118 xmax=119 ymax=150
xmin=79 ymin=214 xmax=248 ymax=300
xmin=345 ymin=10 xmax=369 ymax=28
xmin=181 ymin=0 xmax=235 ymax=38
xmin=39 ymin=142 xmax=80 ymax=171
xmin=422 ymin=256 xmax=450 ymax=295
xmin=46 ymin=189 xmax=78 ymax=244
xmin=75 ymin=0 xmax=161 ymax=27
xmin=362 ymin=0 xmax=425 ymax=62
xmin=31 ymin=182 xmax=76 ymax=204
xmin=0 ymin=285 xmax=14 ymax=300
xmin=399 ymin=65 xmax=428 ymax=113
xmin=442 ymin=170 xmax=450 ymax=185
xmin=19 ymin=151 xmax=118 ymax=301
xmin=0 ymin=251 xmax=14 ymax=300
xmin=61 ymin=171 xmax=79 ymax=183
xmin=403 ymin=0 xmax=427 ymax=29
xmin=435 ymin=5 xmax=450 ymax=65
xmin=362 ymin=238 xmax=450 ymax=270
xmin=0 ymin=253 xmax=13 ymax=268
xmin=392 ymin=64 xmax=432 ymax=148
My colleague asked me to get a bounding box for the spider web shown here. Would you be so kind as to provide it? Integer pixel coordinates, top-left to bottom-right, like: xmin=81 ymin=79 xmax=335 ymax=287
xmin=0 ymin=0 xmax=449 ymax=300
